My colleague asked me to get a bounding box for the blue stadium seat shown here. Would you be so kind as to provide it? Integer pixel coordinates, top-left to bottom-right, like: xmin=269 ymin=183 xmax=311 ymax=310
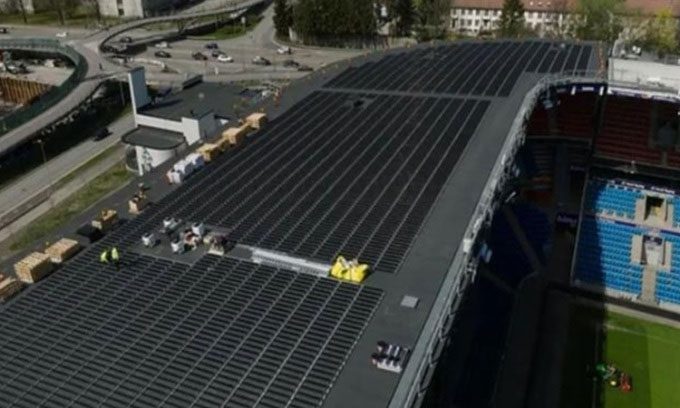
xmin=574 ymin=216 xmax=643 ymax=296
xmin=584 ymin=180 xmax=642 ymax=219
xmin=656 ymin=232 xmax=680 ymax=303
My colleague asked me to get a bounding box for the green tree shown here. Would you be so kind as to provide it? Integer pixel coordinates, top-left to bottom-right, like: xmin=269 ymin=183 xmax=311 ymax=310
xmin=273 ymin=0 xmax=292 ymax=38
xmin=293 ymin=0 xmax=376 ymax=42
xmin=391 ymin=0 xmax=415 ymax=37
xmin=414 ymin=0 xmax=447 ymax=41
xmin=498 ymin=0 xmax=526 ymax=38
xmin=572 ymin=0 xmax=625 ymax=42
xmin=646 ymin=8 xmax=678 ymax=57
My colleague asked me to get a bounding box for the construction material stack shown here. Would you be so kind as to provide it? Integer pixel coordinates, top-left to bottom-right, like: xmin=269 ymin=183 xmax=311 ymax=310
xmin=0 ymin=273 xmax=22 ymax=302
xmin=92 ymin=209 xmax=118 ymax=232
xmin=245 ymin=112 xmax=268 ymax=130
xmin=44 ymin=238 xmax=80 ymax=264
xmin=221 ymin=124 xmax=250 ymax=146
xmin=196 ymin=143 xmax=220 ymax=162
xmin=14 ymin=252 xmax=53 ymax=283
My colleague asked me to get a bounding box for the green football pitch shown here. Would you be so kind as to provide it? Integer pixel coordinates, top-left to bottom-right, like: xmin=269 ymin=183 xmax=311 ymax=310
xmin=560 ymin=304 xmax=680 ymax=408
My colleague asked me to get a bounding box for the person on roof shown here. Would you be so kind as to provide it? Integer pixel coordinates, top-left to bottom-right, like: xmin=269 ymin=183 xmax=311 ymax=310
xmin=111 ymin=247 xmax=120 ymax=270
xmin=99 ymin=249 xmax=109 ymax=264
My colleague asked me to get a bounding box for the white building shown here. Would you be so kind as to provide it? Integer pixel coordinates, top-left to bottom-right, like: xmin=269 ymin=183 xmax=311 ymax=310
xmin=449 ymin=0 xmax=680 ymax=37
xmin=123 ymin=67 xmax=241 ymax=175
xmin=97 ymin=0 xmax=170 ymax=18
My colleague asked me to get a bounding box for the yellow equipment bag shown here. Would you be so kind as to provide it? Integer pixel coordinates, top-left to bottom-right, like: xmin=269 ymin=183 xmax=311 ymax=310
xmin=329 ymin=256 xmax=368 ymax=283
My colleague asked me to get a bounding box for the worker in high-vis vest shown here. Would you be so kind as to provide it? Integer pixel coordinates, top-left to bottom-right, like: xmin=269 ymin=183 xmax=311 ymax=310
xmin=111 ymin=247 xmax=120 ymax=269
xmin=100 ymin=249 xmax=109 ymax=264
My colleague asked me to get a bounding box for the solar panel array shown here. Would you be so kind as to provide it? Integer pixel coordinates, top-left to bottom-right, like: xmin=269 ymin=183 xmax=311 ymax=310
xmin=112 ymin=91 xmax=489 ymax=274
xmin=0 ymin=254 xmax=382 ymax=408
xmin=325 ymin=41 xmax=593 ymax=96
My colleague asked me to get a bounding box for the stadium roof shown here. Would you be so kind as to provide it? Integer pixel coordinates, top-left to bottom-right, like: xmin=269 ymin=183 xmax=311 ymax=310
xmin=0 ymin=40 xmax=598 ymax=407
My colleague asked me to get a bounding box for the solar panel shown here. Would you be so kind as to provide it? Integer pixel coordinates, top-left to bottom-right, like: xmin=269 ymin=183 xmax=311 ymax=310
xmin=0 ymin=256 xmax=382 ymax=407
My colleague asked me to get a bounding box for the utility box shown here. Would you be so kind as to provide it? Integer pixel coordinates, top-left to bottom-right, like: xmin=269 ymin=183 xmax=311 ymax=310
xmin=44 ymin=238 xmax=80 ymax=264
xmin=14 ymin=252 xmax=53 ymax=283
xmin=245 ymin=112 xmax=268 ymax=130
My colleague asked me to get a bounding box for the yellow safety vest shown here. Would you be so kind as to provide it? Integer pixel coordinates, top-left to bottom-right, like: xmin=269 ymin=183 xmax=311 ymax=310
xmin=111 ymin=247 xmax=120 ymax=261
xmin=100 ymin=251 xmax=109 ymax=263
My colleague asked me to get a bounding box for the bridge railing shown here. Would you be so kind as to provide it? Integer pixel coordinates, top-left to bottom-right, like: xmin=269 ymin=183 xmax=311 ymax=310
xmin=0 ymin=39 xmax=88 ymax=137
xmin=388 ymin=69 xmax=606 ymax=408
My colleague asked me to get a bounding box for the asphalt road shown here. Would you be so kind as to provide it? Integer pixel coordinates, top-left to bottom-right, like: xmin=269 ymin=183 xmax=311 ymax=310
xmin=129 ymin=5 xmax=360 ymax=82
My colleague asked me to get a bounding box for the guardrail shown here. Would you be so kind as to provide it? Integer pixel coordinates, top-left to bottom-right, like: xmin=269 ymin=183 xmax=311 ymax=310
xmin=0 ymin=39 xmax=88 ymax=137
xmin=388 ymin=69 xmax=607 ymax=408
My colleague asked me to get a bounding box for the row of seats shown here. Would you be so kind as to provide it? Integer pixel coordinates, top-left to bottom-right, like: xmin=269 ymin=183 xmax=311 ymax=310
xmin=575 ymin=216 xmax=644 ymax=295
xmin=583 ymin=179 xmax=642 ymax=219
xmin=656 ymin=232 xmax=680 ymax=304
xmin=595 ymin=96 xmax=661 ymax=164
xmin=526 ymin=92 xmax=597 ymax=140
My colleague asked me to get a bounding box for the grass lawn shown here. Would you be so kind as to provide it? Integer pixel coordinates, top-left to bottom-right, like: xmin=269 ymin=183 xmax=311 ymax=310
xmin=560 ymin=303 xmax=680 ymax=408
xmin=9 ymin=162 xmax=132 ymax=251
xmin=189 ymin=15 xmax=262 ymax=40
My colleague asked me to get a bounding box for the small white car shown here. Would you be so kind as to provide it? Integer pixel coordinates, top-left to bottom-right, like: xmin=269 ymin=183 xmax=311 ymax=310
xmin=217 ymin=54 xmax=234 ymax=63
xmin=276 ymin=46 xmax=292 ymax=55
xmin=56 ymin=31 xmax=68 ymax=38
xmin=155 ymin=41 xmax=170 ymax=49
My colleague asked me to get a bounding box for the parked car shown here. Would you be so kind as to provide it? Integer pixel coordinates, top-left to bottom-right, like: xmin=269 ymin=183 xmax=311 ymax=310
xmin=211 ymin=50 xmax=223 ymax=58
xmin=154 ymin=50 xmax=171 ymax=58
xmin=56 ymin=31 xmax=68 ymax=38
xmin=120 ymin=36 xmax=133 ymax=43
xmin=155 ymin=41 xmax=170 ymax=49
xmin=282 ymin=59 xmax=299 ymax=68
xmin=0 ymin=27 xmax=9 ymax=34
xmin=276 ymin=46 xmax=292 ymax=55
xmin=205 ymin=42 xmax=219 ymax=50
xmin=217 ymin=54 xmax=234 ymax=63
xmin=192 ymin=52 xmax=208 ymax=61
xmin=297 ymin=64 xmax=314 ymax=72
xmin=92 ymin=127 xmax=110 ymax=141
xmin=6 ymin=63 xmax=28 ymax=75
xmin=252 ymin=56 xmax=271 ymax=66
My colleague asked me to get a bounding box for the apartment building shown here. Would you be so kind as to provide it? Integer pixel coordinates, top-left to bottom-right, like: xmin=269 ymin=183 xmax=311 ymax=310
xmin=450 ymin=0 xmax=680 ymax=36
xmin=97 ymin=0 xmax=174 ymax=17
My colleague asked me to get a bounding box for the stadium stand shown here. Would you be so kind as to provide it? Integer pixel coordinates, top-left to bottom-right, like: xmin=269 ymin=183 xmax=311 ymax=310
xmin=657 ymin=232 xmax=680 ymax=303
xmin=575 ymin=215 xmax=644 ymax=295
xmin=555 ymin=91 xmax=598 ymax=140
xmin=595 ymin=96 xmax=661 ymax=164
xmin=583 ymin=179 xmax=642 ymax=219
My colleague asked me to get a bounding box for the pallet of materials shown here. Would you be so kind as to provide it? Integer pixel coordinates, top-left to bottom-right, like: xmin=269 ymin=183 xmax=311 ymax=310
xmin=0 ymin=273 xmax=22 ymax=302
xmin=128 ymin=194 xmax=148 ymax=214
xmin=14 ymin=252 xmax=53 ymax=283
xmin=92 ymin=209 xmax=118 ymax=231
xmin=44 ymin=238 xmax=80 ymax=264
xmin=245 ymin=112 xmax=268 ymax=129
xmin=196 ymin=143 xmax=220 ymax=162
xmin=222 ymin=125 xmax=250 ymax=146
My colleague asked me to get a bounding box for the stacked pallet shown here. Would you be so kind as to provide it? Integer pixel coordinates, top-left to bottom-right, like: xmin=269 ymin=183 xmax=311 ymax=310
xmin=245 ymin=112 xmax=268 ymax=130
xmin=0 ymin=273 xmax=22 ymax=302
xmin=92 ymin=209 xmax=118 ymax=231
xmin=14 ymin=252 xmax=53 ymax=283
xmin=222 ymin=124 xmax=250 ymax=146
xmin=196 ymin=143 xmax=220 ymax=162
xmin=45 ymin=238 xmax=80 ymax=264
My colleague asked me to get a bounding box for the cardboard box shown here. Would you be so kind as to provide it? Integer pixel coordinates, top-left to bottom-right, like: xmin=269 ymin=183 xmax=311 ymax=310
xmin=196 ymin=143 xmax=220 ymax=162
xmin=0 ymin=274 xmax=22 ymax=302
xmin=245 ymin=112 xmax=268 ymax=129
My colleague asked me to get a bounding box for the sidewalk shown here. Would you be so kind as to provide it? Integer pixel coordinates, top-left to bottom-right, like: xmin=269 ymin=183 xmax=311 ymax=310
xmin=0 ymin=113 xmax=134 ymax=228
xmin=0 ymin=145 xmax=125 ymax=258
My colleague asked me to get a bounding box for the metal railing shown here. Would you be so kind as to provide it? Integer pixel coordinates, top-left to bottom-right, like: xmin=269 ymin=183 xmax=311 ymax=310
xmin=388 ymin=69 xmax=606 ymax=408
xmin=0 ymin=39 xmax=88 ymax=136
